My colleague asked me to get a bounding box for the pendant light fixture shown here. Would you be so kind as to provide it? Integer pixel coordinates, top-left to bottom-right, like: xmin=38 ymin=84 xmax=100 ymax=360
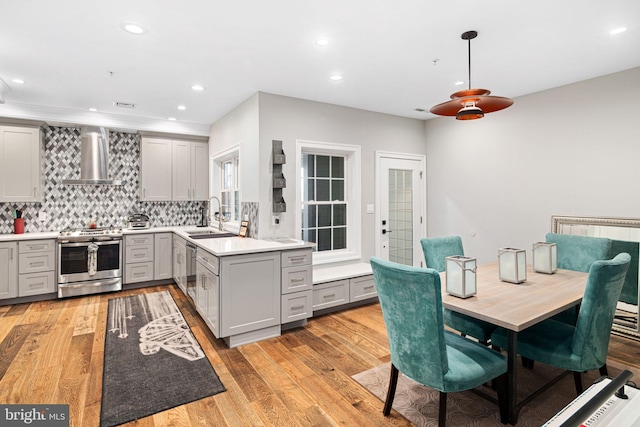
xmin=430 ymin=31 xmax=513 ymax=120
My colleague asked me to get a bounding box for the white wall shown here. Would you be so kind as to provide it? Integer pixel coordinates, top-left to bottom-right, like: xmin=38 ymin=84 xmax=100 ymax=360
xmin=424 ymin=67 xmax=640 ymax=264
xmin=209 ymin=93 xmax=260 ymax=201
xmin=212 ymin=91 xmax=426 ymax=262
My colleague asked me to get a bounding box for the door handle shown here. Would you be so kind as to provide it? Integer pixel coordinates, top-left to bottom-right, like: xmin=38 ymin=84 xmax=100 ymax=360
xmin=382 ymin=229 xmax=392 ymax=234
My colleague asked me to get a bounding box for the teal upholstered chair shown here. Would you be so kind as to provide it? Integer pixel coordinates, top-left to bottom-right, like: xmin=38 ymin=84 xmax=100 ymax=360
xmin=370 ymin=257 xmax=508 ymax=426
xmin=491 ymin=253 xmax=631 ymax=394
xmin=545 ymin=233 xmax=612 ymax=325
xmin=420 ymin=236 xmax=497 ymax=344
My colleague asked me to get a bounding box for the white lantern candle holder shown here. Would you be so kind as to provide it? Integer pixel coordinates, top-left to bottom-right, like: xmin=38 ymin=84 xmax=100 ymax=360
xmin=533 ymin=242 xmax=557 ymax=274
xmin=445 ymin=256 xmax=477 ymax=298
xmin=498 ymin=248 xmax=527 ymax=284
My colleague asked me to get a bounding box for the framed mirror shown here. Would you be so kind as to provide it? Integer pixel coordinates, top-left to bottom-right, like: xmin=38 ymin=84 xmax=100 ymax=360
xmin=551 ymin=215 xmax=640 ymax=341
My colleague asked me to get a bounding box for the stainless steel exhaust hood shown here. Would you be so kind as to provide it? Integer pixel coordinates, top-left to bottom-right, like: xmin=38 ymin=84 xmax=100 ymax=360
xmin=63 ymin=126 xmax=122 ymax=185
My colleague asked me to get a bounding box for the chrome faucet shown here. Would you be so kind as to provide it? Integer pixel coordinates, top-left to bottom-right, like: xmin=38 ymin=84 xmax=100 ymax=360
xmin=209 ymin=196 xmax=227 ymax=231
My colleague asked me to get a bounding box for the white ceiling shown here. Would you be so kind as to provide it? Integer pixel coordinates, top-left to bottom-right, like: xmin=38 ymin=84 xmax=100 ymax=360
xmin=1 ymin=0 xmax=639 ymax=135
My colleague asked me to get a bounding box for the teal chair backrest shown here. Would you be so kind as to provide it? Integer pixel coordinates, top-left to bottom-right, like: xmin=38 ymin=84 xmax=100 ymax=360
xmin=370 ymin=257 xmax=449 ymax=390
xmin=571 ymin=252 xmax=631 ymax=370
xmin=610 ymin=239 xmax=639 ymax=305
xmin=420 ymin=236 xmax=464 ymax=272
xmin=545 ymin=233 xmax=612 ymax=272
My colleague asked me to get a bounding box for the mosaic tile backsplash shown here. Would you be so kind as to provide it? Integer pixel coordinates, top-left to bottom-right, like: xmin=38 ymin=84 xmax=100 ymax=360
xmin=0 ymin=126 xmax=207 ymax=234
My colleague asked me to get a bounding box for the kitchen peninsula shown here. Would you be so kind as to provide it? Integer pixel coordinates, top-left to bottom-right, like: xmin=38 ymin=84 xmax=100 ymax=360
xmin=1 ymin=226 xmax=315 ymax=348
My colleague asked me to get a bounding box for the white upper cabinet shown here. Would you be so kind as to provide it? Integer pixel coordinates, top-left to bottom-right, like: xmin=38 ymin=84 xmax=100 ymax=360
xmin=191 ymin=142 xmax=209 ymax=201
xmin=171 ymin=140 xmax=191 ymax=201
xmin=141 ymin=136 xmax=208 ymax=202
xmin=140 ymin=137 xmax=172 ymax=201
xmin=0 ymin=125 xmax=43 ymax=203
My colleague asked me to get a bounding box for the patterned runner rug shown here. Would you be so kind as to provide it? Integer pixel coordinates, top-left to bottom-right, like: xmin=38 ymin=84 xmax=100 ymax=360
xmin=100 ymin=290 xmax=225 ymax=427
xmin=353 ymin=358 xmax=639 ymax=426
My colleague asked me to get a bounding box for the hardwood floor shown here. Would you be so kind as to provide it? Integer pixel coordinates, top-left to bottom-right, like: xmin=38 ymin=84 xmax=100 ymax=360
xmin=1 ymin=284 xmax=639 ymax=427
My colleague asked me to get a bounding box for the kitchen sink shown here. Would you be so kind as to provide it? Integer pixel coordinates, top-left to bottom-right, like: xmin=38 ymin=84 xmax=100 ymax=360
xmin=189 ymin=232 xmax=236 ymax=239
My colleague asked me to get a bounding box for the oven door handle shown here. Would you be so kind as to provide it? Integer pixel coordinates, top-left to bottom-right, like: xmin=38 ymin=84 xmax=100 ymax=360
xmin=87 ymin=243 xmax=99 ymax=276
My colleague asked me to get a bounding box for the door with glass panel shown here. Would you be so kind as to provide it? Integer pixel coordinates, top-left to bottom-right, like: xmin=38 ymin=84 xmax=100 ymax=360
xmin=376 ymin=153 xmax=426 ymax=266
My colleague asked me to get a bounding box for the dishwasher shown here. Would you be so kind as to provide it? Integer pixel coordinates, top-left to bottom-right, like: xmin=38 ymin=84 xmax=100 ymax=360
xmin=185 ymin=241 xmax=198 ymax=304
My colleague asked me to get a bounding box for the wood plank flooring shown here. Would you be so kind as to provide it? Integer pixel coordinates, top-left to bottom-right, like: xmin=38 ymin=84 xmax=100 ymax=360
xmin=1 ymin=284 xmax=639 ymax=427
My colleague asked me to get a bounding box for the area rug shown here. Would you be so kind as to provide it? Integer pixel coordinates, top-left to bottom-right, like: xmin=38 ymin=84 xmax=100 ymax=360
xmin=353 ymin=359 xmax=639 ymax=426
xmin=100 ymin=290 xmax=225 ymax=427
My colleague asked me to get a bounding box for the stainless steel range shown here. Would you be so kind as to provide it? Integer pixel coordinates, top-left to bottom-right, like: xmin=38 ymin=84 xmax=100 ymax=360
xmin=57 ymin=227 xmax=123 ymax=298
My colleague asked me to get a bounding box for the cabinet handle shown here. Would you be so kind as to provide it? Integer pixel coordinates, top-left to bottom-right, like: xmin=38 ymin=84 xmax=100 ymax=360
xmin=30 ymin=282 xmax=45 ymax=288
xmin=10 ymin=248 xmax=14 ymax=260
xmin=134 ymin=272 xmax=145 ymax=277
xmin=289 ymin=256 xmax=306 ymax=262
xmin=323 ymin=293 xmax=336 ymax=299
xmin=364 ymin=286 xmax=375 ymax=291
xmin=291 ymin=305 xmax=304 ymax=311
xmin=143 ymin=188 xmax=147 ymax=198
xmin=29 ymin=261 xmax=45 ymax=267
xmin=34 ymin=187 xmax=37 ymax=198
xmin=28 ymin=244 xmax=45 ymax=250
xmin=291 ymin=278 xmax=305 ymax=283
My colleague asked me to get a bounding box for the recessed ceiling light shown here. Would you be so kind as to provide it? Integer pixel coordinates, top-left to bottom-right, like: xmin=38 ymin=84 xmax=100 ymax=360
xmin=12 ymin=78 xmax=25 ymax=84
xmin=122 ymin=23 xmax=146 ymax=35
xmin=454 ymin=81 xmax=465 ymax=86
xmin=88 ymin=108 xmax=97 ymax=112
xmin=329 ymin=74 xmax=343 ymax=81
xmin=177 ymin=105 xmax=186 ymax=110
xmin=610 ymin=27 xmax=627 ymax=35
xmin=191 ymin=84 xmax=205 ymax=91
xmin=316 ymin=39 xmax=329 ymax=46
xmin=168 ymin=117 xmax=177 ymax=121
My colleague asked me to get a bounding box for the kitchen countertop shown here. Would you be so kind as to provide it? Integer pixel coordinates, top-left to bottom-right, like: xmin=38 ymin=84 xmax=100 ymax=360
xmin=0 ymin=226 xmax=315 ymax=256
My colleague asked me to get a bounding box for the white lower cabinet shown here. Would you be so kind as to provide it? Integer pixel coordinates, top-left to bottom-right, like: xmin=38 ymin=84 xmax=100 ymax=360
xmin=173 ymin=236 xmax=187 ymax=292
xmin=312 ymin=279 xmax=349 ymax=311
xmin=124 ymin=234 xmax=154 ymax=284
xmin=196 ymin=256 xmax=220 ymax=338
xmin=18 ymin=239 xmax=56 ymax=297
xmin=0 ymin=242 xmax=18 ymax=299
xmin=154 ymin=233 xmax=172 ymax=280
xmin=219 ymin=252 xmax=280 ymax=339
xmin=281 ymin=290 xmax=313 ymax=323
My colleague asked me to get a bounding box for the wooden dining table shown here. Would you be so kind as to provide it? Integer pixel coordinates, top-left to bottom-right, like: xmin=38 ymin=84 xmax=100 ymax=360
xmin=440 ymin=263 xmax=589 ymax=425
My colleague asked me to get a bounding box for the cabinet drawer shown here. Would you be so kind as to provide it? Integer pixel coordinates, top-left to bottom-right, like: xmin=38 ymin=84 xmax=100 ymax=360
xmin=125 ymin=234 xmax=153 ymax=246
xmin=281 ymin=290 xmax=313 ymax=323
xmin=126 ymin=245 xmax=153 ymax=263
xmin=19 ymin=239 xmax=55 ymax=254
xmin=125 ymin=262 xmax=154 ymax=283
xmin=19 ymin=271 xmax=56 ymax=296
xmin=197 ymin=250 xmax=219 ymax=275
xmin=281 ymin=249 xmax=312 ymax=267
xmin=18 ymin=251 xmax=55 ymax=274
xmin=281 ymin=265 xmax=312 ymax=294
xmin=312 ymin=279 xmax=349 ymax=311
xmin=350 ymin=275 xmax=377 ymax=302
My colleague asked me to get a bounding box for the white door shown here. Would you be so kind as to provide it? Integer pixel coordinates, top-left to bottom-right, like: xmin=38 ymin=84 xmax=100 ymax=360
xmin=376 ymin=152 xmax=426 ymax=267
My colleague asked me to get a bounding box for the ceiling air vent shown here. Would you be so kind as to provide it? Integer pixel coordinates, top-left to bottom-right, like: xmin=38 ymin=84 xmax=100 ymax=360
xmin=113 ymin=101 xmax=136 ymax=109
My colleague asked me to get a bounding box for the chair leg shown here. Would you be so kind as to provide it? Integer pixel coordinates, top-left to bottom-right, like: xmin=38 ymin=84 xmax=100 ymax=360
xmin=522 ymin=357 xmax=535 ymax=369
xmin=383 ymin=363 xmax=399 ymax=416
xmin=494 ymin=373 xmax=509 ymax=425
xmin=599 ymin=364 xmax=608 ymax=377
xmin=438 ymin=391 xmax=447 ymax=427
xmin=573 ymin=371 xmax=583 ymax=395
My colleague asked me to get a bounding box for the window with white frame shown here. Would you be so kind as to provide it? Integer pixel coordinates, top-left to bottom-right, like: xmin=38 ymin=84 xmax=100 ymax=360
xmin=297 ymin=141 xmax=361 ymax=264
xmin=220 ymin=156 xmax=239 ymax=222
xmin=213 ymin=147 xmax=240 ymax=224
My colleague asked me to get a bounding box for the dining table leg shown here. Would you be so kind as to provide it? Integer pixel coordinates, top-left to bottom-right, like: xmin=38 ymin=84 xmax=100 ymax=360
xmin=507 ymin=330 xmax=519 ymax=425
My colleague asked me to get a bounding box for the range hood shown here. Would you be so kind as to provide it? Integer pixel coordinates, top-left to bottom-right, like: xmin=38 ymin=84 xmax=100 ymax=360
xmin=63 ymin=126 xmax=122 ymax=185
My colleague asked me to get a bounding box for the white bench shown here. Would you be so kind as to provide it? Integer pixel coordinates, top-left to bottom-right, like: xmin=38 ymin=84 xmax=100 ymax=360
xmin=312 ymin=263 xmax=377 ymax=315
